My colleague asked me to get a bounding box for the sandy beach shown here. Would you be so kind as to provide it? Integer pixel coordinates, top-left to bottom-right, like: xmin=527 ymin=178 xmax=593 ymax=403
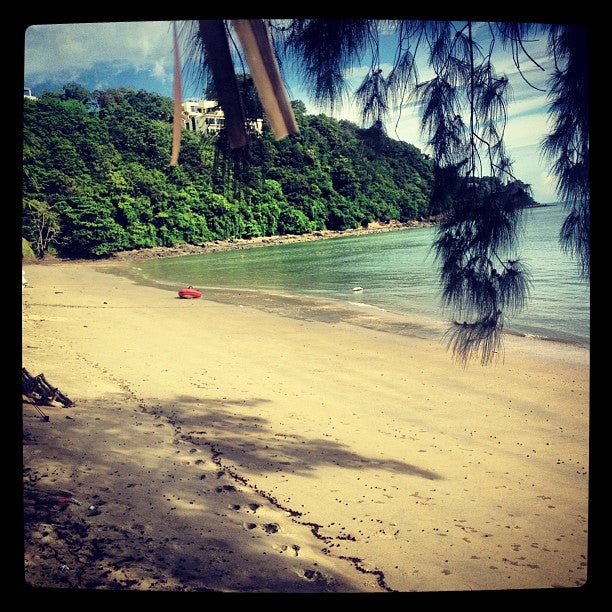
xmin=20 ymin=256 xmax=590 ymax=595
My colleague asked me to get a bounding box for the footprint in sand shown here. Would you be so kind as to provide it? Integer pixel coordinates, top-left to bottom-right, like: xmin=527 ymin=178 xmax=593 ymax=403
xmin=227 ymin=504 xmax=284 ymax=539
xmin=227 ymin=503 xmax=261 ymax=513
xmin=238 ymin=519 xmax=280 ymax=534
xmin=224 ymin=493 xmax=316 ymax=568
xmin=272 ymin=543 xmax=300 ymax=556
xmin=303 ymin=569 xmax=337 ymax=588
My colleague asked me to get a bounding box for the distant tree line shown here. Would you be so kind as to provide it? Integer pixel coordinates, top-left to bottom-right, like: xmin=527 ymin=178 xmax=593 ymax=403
xmin=22 ymin=83 xmax=537 ymax=259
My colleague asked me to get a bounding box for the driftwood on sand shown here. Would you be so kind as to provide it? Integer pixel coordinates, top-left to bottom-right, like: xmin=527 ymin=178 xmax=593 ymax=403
xmin=22 ymin=368 xmax=73 ymax=420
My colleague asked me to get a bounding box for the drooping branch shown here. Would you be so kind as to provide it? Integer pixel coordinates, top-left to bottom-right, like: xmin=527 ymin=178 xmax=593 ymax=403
xmin=432 ymin=175 xmax=531 ymax=366
xmin=541 ymin=24 xmax=590 ymax=279
xmin=186 ymin=18 xmax=588 ymax=365
xmin=281 ymin=19 xmax=375 ymax=113
xmin=355 ymin=68 xmax=388 ymax=127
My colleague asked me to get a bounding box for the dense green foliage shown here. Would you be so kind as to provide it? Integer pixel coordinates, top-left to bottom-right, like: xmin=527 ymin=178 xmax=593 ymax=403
xmin=22 ymin=86 xmax=444 ymax=259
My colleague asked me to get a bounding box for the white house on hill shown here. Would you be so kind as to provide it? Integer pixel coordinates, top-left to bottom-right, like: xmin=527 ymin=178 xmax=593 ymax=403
xmin=181 ymin=99 xmax=263 ymax=136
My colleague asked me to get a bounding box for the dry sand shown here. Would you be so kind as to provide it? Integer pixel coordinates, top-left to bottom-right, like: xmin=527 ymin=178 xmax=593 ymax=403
xmin=20 ymin=257 xmax=590 ymax=595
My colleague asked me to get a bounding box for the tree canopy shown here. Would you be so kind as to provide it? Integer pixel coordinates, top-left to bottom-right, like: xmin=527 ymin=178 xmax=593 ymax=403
xmin=23 ymin=85 xmax=449 ymax=257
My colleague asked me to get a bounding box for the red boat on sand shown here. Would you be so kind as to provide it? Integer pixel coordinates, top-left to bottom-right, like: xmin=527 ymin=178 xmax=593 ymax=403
xmin=178 ymin=286 xmax=202 ymax=299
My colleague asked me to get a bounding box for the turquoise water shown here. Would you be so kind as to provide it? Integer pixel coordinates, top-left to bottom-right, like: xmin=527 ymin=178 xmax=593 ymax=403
xmin=133 ymin=204 xmax=589 ymax=348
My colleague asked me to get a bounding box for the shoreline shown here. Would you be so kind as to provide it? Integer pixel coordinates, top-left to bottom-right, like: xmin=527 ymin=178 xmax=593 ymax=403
xmin=22 ymin=219 xmax=436 ymax=268
xmin=26 ymin=213 xmax=589 ymax=354
xmin=107 ymin=219 xmax=438 ymax=262
xmin=21 ymin=258 xmax=589 ymax=593
xmin=104 ymin=263 xmax=589 ymax=359
xmin=101 ymin=221 xmax=589 ymax=355
xmin=26 ymin=206 xmax=588 ymax=355
xmin=24 ymin=206 xmax=558 ymax=267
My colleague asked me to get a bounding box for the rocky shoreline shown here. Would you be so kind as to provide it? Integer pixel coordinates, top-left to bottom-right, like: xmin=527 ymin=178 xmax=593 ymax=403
xmin=107 ymin=218 xmax=439 ymax=263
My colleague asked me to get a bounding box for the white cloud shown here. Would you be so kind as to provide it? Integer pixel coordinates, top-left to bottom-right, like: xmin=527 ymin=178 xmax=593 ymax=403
xmin=24 ymin=21 xmax=174 ymax=85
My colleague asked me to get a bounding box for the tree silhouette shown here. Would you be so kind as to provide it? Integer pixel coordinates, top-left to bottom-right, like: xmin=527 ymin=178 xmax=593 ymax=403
xmin=181 ymin=18 xmax=589 ymax=365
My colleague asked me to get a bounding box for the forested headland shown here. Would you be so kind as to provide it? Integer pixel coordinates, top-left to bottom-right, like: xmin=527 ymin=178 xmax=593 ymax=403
xmin=22 ymin=84 xmax=537 ymax=260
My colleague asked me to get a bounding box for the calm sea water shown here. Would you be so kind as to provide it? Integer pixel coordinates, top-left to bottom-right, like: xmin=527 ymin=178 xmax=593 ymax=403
xmin=132 ymin=204 xmax=589 ymax=348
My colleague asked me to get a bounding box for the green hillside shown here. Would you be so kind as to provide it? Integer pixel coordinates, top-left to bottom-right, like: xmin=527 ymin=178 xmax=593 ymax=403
xmin=22 ymin=85 xmax=535 ymax=259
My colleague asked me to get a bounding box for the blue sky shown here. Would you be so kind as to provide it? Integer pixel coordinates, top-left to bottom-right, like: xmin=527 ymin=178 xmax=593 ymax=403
xmin=23 ymin=20 xmax=561 ymax=203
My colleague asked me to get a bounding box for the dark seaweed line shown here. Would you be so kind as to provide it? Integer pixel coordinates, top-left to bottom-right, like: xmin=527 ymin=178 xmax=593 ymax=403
xmin=184 ymin=432 xmax=396 ymax=592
